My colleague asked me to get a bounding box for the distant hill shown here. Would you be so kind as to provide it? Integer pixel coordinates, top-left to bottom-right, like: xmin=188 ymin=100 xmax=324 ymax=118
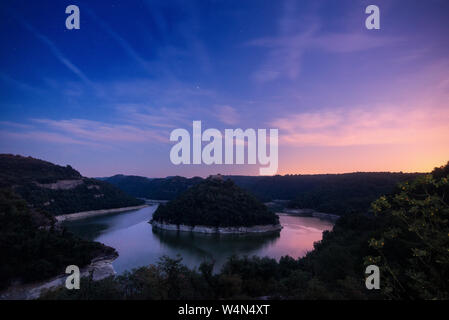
xmin=151 ymin=176 xmax=279 ymax=228
xmin=102 ymin=172 xmax=423 ymax=215
xmin=0 ymin=154 xmax=144 ymax=216
xmin=228 ymin=173 xmax=424 ymax=214
xmin=101 ymin=174 xmax=203 ymax=199
xmin=95 ymin=174 xmax=154 ymax=197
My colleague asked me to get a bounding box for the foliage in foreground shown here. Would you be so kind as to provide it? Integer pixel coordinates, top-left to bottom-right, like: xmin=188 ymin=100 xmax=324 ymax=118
xmin=368 ymin=163 xmax=449 ymax=299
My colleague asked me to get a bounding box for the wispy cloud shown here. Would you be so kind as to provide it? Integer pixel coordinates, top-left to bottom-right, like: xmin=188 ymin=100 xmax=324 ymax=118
xmin=84 ymin=6 xmax=154 ymax=74
xmin=115 ymin=104 xmax=190 ymax=128
xmin=0 ymin=117 xmax=169 ymax=149
xmin=17 ymin=17 xmax=94 ymax=87
xmin=248 ymin=2 xmax=398 ymax=83
xmin=311 ymin=32 xmax=398 ymax=53
xmin=32 ymin=118 xmax=168 ymax=144
xmin=0 ymin=73 xmax=44 ymax=96
xmin=0 ymin=121 xmax=34 ymax=130
xmin=142 ymin=0 xmax=212 ymax=74
xmin=213 ymin=105 xmax=239 ymax=125
xmin=0 ymin=130 xmax=100 ymax=147
xmin=250 ymin=30 xmax=398 ymax=83
xmin=271 ymin=103 xmax=449 ymax=147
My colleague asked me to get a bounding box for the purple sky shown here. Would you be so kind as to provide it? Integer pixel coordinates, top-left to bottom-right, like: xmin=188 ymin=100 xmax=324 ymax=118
xmin=1 ymin=0 xmax=448 ymax=177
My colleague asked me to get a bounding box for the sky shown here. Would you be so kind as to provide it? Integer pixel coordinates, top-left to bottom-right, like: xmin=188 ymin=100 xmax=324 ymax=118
xmin=0 ymin=0 xmax=448 ymax=177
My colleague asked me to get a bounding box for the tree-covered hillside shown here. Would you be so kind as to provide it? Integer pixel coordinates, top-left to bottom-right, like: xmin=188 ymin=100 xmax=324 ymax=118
xmin=0 ymin=188 xmax=117 ymax=290
xmin=96 ymin=174 xmax=155 ymax=198
xmin=101 ymin=174 xmax=203 ymax=199
xmin=285 ymin=172 xmax=423 ymax=214
xmin=0 ymin=154 xmax=144 ymax=216
xmin=0 ymin=154 xmax=82 ymax=184
xmin=103 ymin=172 xmax=422 ymax=215
xmin=151 ymin=176 xmax=279 ymax=228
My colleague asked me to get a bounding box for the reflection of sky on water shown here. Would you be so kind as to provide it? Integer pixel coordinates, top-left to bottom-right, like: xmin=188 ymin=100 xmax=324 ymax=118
xmin=152 ymin=227 xmax=281 ymax=271
xmin=64 ymin=206 xmax=334 ymax=274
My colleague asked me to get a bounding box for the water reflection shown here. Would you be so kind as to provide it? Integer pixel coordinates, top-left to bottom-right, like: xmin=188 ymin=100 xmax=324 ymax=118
xmin=152 ymin=227 xmax=280 ymax=267
xmin=63 ymin=206 xmax=334 ymax=274
xmin=62 ymin=207 xmax=154 ymax=241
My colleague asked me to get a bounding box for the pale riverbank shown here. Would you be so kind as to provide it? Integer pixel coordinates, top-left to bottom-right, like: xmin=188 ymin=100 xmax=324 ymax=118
xmin=0 ymin=254 xmax=117 ymax=300
xmin=151 ymin=221 xmax=283 ymax=234
xmin=55 ymin=204 xmax=148 ymax=223
xmin=280 ymin=209 xmax=340 ymax=222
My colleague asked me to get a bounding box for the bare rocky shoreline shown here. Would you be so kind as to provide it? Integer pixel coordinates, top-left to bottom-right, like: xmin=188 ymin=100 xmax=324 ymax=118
xmin=55 ymin=204 xmax=148 ymax=223
xmin=0 ymin=254 xmax=118 ymax=300
xmin=151 ymin=221 xmax=283 ymax=234
xmin=281 ymin=208 xmax=340 ymax=222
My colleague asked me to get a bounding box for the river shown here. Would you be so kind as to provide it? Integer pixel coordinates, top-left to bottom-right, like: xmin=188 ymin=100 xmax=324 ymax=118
xmin=63 ymin=205 xmax=334 ymax=273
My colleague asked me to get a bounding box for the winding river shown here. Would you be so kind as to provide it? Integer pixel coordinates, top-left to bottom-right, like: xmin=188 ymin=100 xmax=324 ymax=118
xmin=63 ymin=205 xmax=334 ymax=273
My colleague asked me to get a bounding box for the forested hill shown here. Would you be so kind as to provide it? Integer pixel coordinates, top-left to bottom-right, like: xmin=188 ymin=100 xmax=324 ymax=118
xmin=0 ymin=188 xmax=117 ymax=290
xmin=152 ymin=176 xmax=279 ymax=227
xmin=102 ymin=172 xmax=423 ymax=215
xmin=229 ymin=173 xmax=423 ymax=214
xmin=98 ymin=174 xmax=203 ymax=199
xmin=0 ymin=154 xmax=144 ymax=216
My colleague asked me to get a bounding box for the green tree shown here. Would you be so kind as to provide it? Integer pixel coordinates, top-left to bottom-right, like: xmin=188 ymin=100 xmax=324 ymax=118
xmin=368 ymin=163 xmax=449 ymax=299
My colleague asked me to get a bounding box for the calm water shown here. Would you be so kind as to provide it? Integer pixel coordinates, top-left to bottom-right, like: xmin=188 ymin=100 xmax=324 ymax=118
xmin=64 ymin=205 xmax=334 ymax=273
